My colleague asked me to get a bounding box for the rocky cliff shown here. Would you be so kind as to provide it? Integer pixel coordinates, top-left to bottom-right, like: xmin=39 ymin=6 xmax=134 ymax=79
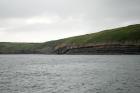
xmin=54 ymin=44 xmax=140 ymax=54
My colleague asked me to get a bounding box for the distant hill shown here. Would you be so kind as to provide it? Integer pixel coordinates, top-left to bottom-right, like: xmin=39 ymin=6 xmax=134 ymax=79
xmin=0 ymin=24 xmax=140 ymax=54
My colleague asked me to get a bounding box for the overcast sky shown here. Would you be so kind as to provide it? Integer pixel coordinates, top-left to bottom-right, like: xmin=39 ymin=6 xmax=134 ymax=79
xmin=0 ymin=0 xmax=140 ymax=42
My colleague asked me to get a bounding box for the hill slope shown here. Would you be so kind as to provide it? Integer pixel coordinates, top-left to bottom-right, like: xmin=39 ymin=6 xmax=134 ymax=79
xmin=0 ymin=24 xmax=140 ymax=54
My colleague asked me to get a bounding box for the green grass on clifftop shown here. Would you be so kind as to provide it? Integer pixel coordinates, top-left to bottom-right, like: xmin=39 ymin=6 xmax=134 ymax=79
xmin=59 ymin=24 xmax=140 ymax=45
xmin=41 ymin=24 xmax=140 ymax=48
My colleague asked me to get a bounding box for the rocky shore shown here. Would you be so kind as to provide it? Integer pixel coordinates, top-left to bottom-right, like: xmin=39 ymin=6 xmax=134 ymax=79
xmin=54 ymin=44 xmax=140 ymax=54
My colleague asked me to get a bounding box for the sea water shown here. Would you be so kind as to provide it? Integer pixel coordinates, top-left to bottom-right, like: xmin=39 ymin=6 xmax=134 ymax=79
xmin=0 ymin=55 xmax=140 ymax=93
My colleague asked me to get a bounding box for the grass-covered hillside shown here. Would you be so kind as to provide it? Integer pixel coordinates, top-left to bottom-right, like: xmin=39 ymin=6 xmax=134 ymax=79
xmin=0 ymin=42 xmax=40 ymax=54
xmin=56 ymin=24 xmax=140 ymax=45
xmin=0 ymin=24 xmax=140 ymax=54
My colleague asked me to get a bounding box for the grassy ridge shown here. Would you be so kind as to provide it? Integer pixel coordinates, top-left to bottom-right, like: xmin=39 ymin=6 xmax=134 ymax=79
xmin=0 ymin=24 xmax=140 ymax=54
xmin=40 ymin=24 xmax=140 ymax=49
xmin=0 ymin=42 xmax=40 ymax=53
xmin=57 ymin=24 xmax=140 ymax=45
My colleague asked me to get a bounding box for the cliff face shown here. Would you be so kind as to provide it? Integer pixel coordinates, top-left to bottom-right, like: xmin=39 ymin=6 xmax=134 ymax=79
xmin=54 ymin=44 xmax=140 ymax=54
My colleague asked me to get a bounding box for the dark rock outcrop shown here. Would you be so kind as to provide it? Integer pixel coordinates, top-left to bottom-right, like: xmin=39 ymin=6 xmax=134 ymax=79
xmin=54 ymin=44 xmax=140 ymax=54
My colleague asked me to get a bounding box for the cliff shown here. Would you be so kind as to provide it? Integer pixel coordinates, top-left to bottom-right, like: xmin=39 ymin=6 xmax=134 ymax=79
xmin=0 ymin=24 xmax=140 ymax=54
xmin=55 ymin=44 xmax=140 ymax=54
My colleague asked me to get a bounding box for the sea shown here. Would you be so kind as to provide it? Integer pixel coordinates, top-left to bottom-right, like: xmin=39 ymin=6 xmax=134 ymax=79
xmin=0 ymin=55 xmax=140 ymax=93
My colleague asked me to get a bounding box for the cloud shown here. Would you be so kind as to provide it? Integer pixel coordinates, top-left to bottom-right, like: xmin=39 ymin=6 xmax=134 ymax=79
xmin=0 ymin=0 xmax=140 ymax=42
xmin=26 ymin=16 xmax=60 ymax=25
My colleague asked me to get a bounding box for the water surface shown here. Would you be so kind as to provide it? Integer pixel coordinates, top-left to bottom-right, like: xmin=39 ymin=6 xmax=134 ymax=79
xmin=0 ymin=55 xmax=140 ymax=93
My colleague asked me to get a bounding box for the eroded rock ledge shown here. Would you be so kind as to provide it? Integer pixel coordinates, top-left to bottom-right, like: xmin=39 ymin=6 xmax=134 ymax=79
xmin=54 ymin=44 xmax=140 ymax=54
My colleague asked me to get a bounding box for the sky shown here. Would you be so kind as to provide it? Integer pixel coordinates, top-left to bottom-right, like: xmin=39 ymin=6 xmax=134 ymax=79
xmin=0 ymin=0 xmax=140 ymax=42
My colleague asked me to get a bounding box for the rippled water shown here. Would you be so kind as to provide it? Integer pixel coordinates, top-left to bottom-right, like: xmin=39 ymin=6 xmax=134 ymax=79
xmin=0 ymin=55 xmax=140 ymax=93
